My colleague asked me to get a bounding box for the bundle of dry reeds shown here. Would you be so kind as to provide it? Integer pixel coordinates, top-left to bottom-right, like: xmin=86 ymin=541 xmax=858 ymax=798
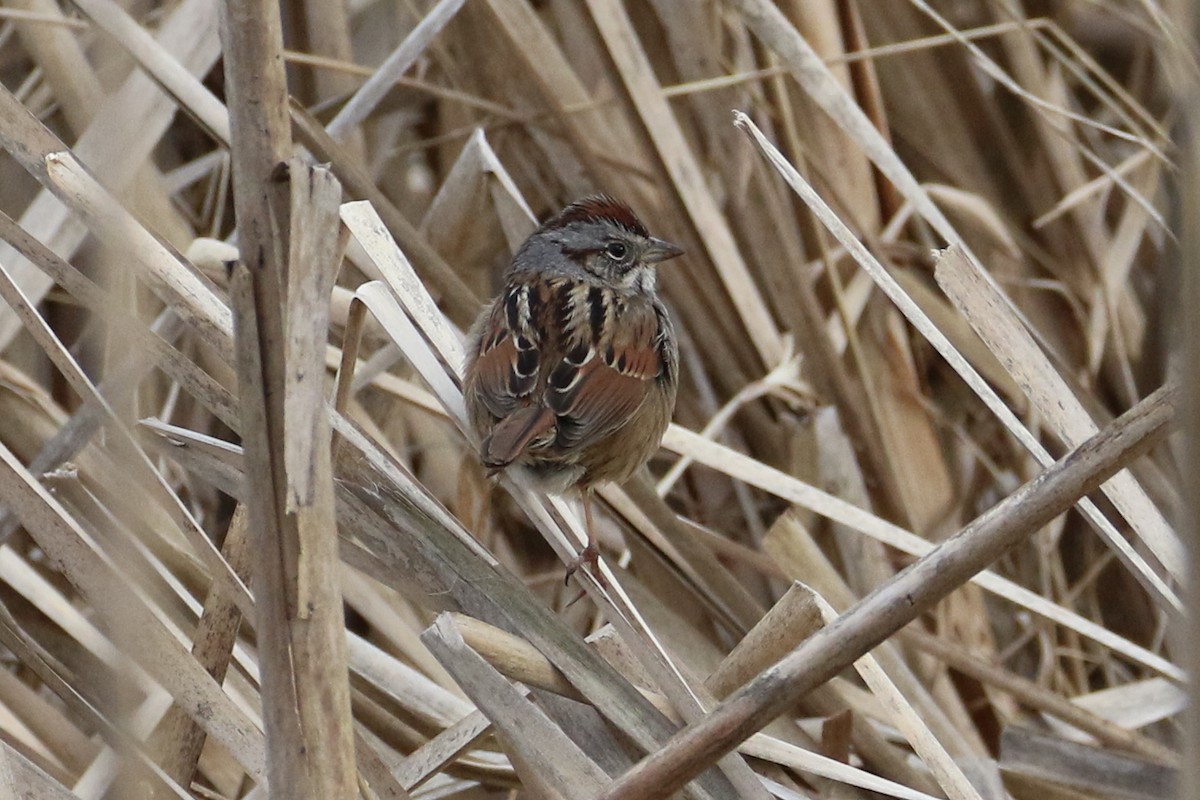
xmin=0 ymin=0 xmax=1191 ymax=798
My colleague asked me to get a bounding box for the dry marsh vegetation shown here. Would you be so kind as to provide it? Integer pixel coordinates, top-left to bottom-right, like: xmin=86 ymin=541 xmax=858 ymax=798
xmin=0 ymin=0 xmax=1192 ymax=798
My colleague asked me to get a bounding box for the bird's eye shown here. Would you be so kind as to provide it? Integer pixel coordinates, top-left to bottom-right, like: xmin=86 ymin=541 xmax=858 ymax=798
xmin=605 ymin=241 xmax=628 ymax=260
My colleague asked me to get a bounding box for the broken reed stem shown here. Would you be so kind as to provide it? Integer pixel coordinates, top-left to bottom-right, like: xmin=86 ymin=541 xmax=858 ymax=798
xmin=289 ymin=100 xmax=481 ymax=326
xmin=147 ymin=507 xmax=253 ymax=785
xmin=220 ymin=0 xmax=356 ymax=795
xmin=597 ymin=382 xmax=1179 ymax=800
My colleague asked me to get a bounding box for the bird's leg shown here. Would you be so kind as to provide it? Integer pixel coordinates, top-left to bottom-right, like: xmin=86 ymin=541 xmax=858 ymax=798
xmin=564 ymin=488 xmax=602 ymax=584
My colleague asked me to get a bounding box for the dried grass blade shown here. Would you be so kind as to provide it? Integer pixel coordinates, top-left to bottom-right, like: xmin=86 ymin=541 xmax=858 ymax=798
xmin=662 ymin=423 xmax=1179 ymax=679
xmin=734 ymin=110 xmax=1181 ymax=614
xmin=448 ymin=608 xmax=944 ymax=800
xmin=419 ymin=129 xmax=537 ymax=254
xmin=0 ymin=254 xmax=252 ymax=610
xmin=741 ymin=735 xmax=940 ymax=800
xmin=804 ymin=589 xmax=985 ymax=800
xmin=0 ymin=738 xmax=87 ymax=800
xmin=340 ymin=203 xmax=467 ymax=384
xmin=597 ymin=383 xmax=1177 ymax=800
xmin=0 ymin=663 xmax=99 ymax=777
xmin=40 ymin=152 xmax=232 ymax=354
xmin=935 ymin=245 xmax=1181 ymax=591
xmin=69 ymin=0 xmax=230 ymax=143
xmin=900 ymin=627 xmax=1178 ymax=765
xmin=0 ymin=604 xmax=193 ymax=799
xmin=147 ymin=507 xmax=253 ymax=789
xmin=1033 ymin=149 xmax=1155 ymax=230
xmin=283 ymin=164 xmax=345 ymax=505
xmin=999 ymin=726 xmax=1174 ymax=800
xmin=0 ymin=0 xmax=220 ymax=352
xmin=226 ymin=191 xmax=356 ymax=800
xmin=727 ymin=0 xmax=1064 ymax=352
xmin=586 ymin=0 xmax=784 ymax=368
xmin=327 ymin=0 xmax=466 ymax=138
xmin=223 ymin=0 xmax=357 ymax=786
xmin=0 ymin=440 xmax=267 ymax=780
xmin=289 ymin=101 xmax=481 ymax=325
xmin=391 ymin=709 xmax=496 ymax=791
xmin=422 ymin=614 xmax=610 ymax=798
xmin=0 ymin=547 xmax=156 ymax=695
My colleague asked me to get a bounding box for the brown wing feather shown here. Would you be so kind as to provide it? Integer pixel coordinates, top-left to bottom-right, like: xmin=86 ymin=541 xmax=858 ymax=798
xmin=464 ymin=284 xmax=541 ymax=422
xmin=480 ymin=406 xmax=556 ymax=469
xmin=465 ymin=276 xmax=671 ymax=483
xmin=544 ymin=294 xmax=664 ymax=454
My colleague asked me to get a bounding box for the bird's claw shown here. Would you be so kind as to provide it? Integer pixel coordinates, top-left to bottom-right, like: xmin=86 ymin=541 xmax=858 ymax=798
xmin=564 ymin=540 xmax=601 ymax=586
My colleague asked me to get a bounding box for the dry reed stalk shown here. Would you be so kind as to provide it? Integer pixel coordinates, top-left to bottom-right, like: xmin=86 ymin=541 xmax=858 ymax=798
xmin=220 ymin=0 xmax=355 ymax=794
xmin=596 ymin=382 xmax=1178 ymax=799
xmin=0 ymin=1 xmax=1187 ymax=798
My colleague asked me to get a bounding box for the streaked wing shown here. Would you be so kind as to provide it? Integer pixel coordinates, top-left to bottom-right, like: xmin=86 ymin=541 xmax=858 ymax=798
xmin=465 ymin=277 xmax=671 ymax=468
xmin=464 ymin=282 xmax=544 ymax=421
xmin=545 ymin=293 xmax=666 ymax=453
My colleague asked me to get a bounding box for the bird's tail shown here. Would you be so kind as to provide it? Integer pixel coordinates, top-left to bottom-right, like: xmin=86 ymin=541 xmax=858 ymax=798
xmin=480 ymin=406 xmax=556 ymax=470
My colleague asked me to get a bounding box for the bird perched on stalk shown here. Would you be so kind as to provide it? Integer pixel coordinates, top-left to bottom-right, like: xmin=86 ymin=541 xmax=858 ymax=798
xmin=463 ymin=195 xmax=683 ymax=581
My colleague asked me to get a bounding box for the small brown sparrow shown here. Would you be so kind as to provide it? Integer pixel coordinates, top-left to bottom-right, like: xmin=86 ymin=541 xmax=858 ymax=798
xmin=463 ymin=195 xmax=682 ymax=580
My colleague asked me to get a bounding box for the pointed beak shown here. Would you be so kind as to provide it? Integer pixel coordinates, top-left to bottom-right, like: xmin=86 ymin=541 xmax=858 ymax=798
xmin=643 ymin=237 xmax=685 ymax=264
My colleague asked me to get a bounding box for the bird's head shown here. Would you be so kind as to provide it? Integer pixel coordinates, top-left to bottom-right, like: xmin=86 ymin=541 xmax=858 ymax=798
xmin=520 ymin=195 xmax=683 ymax=291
